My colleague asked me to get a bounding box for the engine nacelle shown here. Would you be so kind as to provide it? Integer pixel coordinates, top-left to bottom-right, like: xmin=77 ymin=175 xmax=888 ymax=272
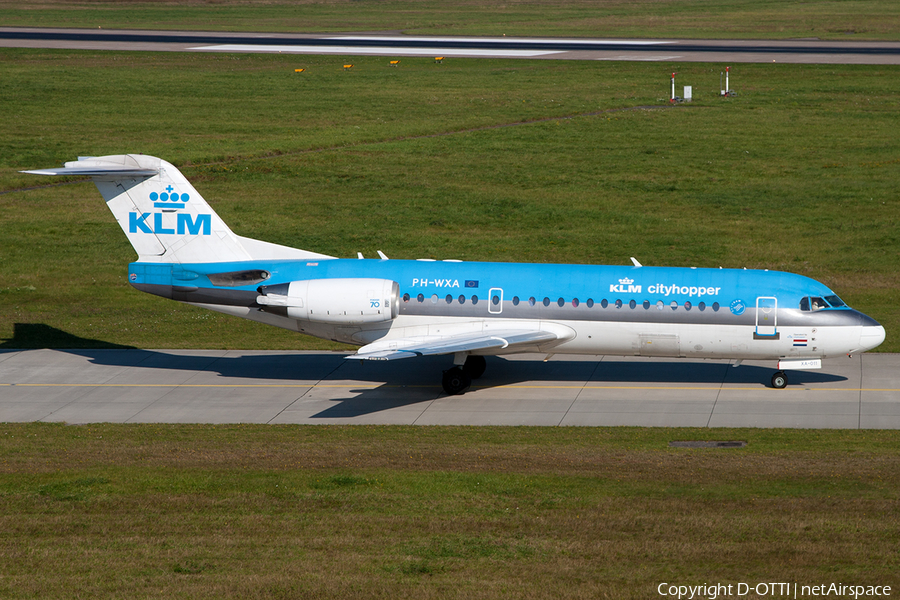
xmin=257 ymin=278 xmax=399 ymax=325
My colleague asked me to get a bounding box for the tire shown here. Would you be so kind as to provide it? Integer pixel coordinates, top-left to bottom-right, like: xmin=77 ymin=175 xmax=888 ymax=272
xmin=771 ymin=371 xmax=788 ymax=389
xmin=462 ymin=355 xmax=487 ymax=379
xmin=442 ymin=366 xmax=472 ymax=395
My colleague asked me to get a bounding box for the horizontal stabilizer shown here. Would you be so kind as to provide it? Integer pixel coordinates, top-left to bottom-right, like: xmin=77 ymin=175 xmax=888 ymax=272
xmin=21 ymin=166 xmax=158 ymax=178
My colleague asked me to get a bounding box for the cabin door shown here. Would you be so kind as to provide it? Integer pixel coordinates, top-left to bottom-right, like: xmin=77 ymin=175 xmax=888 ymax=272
xmin=755 ymin=296 xmax=778 ymax=337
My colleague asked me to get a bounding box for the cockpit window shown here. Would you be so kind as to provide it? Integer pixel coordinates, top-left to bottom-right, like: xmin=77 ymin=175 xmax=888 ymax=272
xmin=825 ymin=295 xmax=846 ymax=308
xmin=801 ymin=295 xmax=846 ymax=311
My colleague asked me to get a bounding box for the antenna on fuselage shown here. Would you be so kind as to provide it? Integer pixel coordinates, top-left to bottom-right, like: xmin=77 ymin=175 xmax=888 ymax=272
xmin=630 ymin=257 xmax=643 ymax=267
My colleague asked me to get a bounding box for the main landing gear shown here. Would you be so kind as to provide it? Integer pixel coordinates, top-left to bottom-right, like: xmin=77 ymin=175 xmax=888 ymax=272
xmin=441 ymin=355 xmax=487 ymax=396
xmin=771 ymin=370 xmax=788 ymax=389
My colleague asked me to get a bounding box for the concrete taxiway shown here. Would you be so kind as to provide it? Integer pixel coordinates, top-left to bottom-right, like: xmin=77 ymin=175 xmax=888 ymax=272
xmin=3 ymin=28 xmax=900 ymax=64
xmin=1 ymin=349 xmax=898 ymax=428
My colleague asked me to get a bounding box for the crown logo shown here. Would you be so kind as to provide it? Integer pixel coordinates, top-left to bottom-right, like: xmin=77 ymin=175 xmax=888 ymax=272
xmin=618 ymin=277 xmax=634 ymax=285
xmin=151 ymin=185 xmax=190 ymax=209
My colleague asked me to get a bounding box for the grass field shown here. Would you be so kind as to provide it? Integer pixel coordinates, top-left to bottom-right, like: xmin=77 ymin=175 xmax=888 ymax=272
xmin=1 ymin=5 xmax=899 ymax=598
xmin=0 ymin=423 xmax=897 ymax=599
xmin=1 ymin=50 xmax=898 ymax=350
xmin=2 ymin=0 xmax=900 ymax=41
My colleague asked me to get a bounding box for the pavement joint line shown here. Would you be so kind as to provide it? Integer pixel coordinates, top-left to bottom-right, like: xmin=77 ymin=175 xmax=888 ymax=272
xmin=560 ymin=358 xmax=604 ymax=426
xmin=707 ymin=361 xmax=734 ymax=428
xmin=267 ymin=354 xmax=346 ymax=424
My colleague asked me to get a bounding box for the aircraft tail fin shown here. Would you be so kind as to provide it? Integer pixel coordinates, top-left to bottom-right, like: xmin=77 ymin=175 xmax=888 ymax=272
xmin=23 ymin=154 xmax=332 ymax=264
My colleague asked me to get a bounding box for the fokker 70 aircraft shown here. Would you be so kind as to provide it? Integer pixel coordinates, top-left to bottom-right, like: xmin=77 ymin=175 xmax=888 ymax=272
xmin=25 ymin=155 xmax=885 ymax=394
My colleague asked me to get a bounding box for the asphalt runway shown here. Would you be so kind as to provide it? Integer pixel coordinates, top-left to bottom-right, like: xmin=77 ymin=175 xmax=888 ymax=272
xmin=3 ymin=27 xmax=900 ymax=64
xmin=1 ymin=349 xmax=898 ymax=428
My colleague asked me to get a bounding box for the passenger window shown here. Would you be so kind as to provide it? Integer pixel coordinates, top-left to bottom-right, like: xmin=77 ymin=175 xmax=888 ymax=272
xmin=403 ymin=293 xmax=410 ymax=302
xmin=712 ymin=302 xmax=720 ymax=312
xmin=458 ymin=295 xmax=466 ymax=304
xmin=512 ymin=296 xmax=520 ymax=306
xmin=670 ymin=301 xmax=678 ymax=310
xmin=417 ymin=293 xmax=425 ymax=303
xmin=698 ymin=302 xmax=706 ymax=311
xmin=472 ymin=295 xmax=479 ymax=305
xmin=615 ymin=299 xmax=623 ymax=309
xmin=529 ymin=297 xmax=536 ymax=306
xmin=445 ymin=294 xmax=452 ymax=304
xmin=629 ymin=300 xmax=637 ymax=309
xmin=601 ymin=299 xmax=609 ymax=308
xmin=543 ymin=297 xmax=551 ymax=307
xmin=557 ymin=298 xmax=565 ymax=307
xmin=643 ymin=300 xmax=650 ymax=309
xmin=684 ymin=301 xmax=692 ymax=311
xmin=656 ymin=300 xmax=664 ymax=311
xmin=492 ymin=295 xmax=501 ymax=306
xmin=431 ymin=294 xmax=439 ymax=304
xmin=586 ymin=298 xmax=594 ymax=308
xmin=572 ymin=298 xmax=580 ymax=307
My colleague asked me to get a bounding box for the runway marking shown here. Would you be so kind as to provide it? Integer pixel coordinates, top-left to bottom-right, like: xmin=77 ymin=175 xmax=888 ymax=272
xmin=3 ymin=383 xmax=900 ymax=392
xmin=329 ymin=36 xmax=676 ymax=46
xmin=190 ymin=44 xmax=565 ymax=57
xmin=595 ymin=55 xmax=684 ymax=61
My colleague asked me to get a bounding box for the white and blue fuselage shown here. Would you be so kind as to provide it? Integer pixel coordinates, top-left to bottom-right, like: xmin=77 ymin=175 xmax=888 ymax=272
xmin=131 ymin=258 xmax=882 ymax=362
xmin=25 ymin=155 xmax=885 ymax=394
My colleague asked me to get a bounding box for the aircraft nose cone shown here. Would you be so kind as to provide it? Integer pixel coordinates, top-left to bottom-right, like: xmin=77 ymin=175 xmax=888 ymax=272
xmin=859 ymin=325 xmax=886 ymax=352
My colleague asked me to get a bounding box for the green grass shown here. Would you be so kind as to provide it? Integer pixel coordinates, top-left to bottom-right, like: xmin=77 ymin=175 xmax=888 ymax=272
xmin=0 ymin=423 xmax=898 ymax=599
xmin=2 ymin=0 xmax=900 ymax=40
xmin=1 ymin=50 xmax=898 ymax=350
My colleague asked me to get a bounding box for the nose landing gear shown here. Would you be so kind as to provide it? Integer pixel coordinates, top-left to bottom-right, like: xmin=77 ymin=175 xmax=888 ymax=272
xmin=771 ymin=370 xmax=788 ymax=389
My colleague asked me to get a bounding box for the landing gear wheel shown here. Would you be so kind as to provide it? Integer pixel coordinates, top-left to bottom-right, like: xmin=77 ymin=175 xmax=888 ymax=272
xmin=463 ymin=355 xmax=487 ymax=379
xmin=442 ymin=366 xmax=472 ymax=396
xmin=771 ymin=371 xmax=788 ymax=389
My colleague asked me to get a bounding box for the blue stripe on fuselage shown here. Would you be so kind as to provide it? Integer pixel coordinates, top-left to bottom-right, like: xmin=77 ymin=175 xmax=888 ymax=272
xmin=129 ymin=259 xmax=842 ymax=310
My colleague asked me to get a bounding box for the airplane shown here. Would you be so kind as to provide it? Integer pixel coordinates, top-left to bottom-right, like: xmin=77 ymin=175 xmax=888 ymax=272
xmin=24 ymin=154 xmax=885 ymax=395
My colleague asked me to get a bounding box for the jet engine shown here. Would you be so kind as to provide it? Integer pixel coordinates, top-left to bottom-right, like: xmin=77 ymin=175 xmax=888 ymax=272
xmin=257 ymin=278 xmax=399 ymax=325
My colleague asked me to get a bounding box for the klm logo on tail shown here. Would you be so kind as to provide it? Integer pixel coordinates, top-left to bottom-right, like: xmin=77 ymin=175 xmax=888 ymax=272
xmin=129 ymin=186 xmax=211 ymax=236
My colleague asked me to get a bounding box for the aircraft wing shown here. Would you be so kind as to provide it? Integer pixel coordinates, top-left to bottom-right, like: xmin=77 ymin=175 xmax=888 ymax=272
xmin=348 ymin=329 xmax=561 ymax=361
